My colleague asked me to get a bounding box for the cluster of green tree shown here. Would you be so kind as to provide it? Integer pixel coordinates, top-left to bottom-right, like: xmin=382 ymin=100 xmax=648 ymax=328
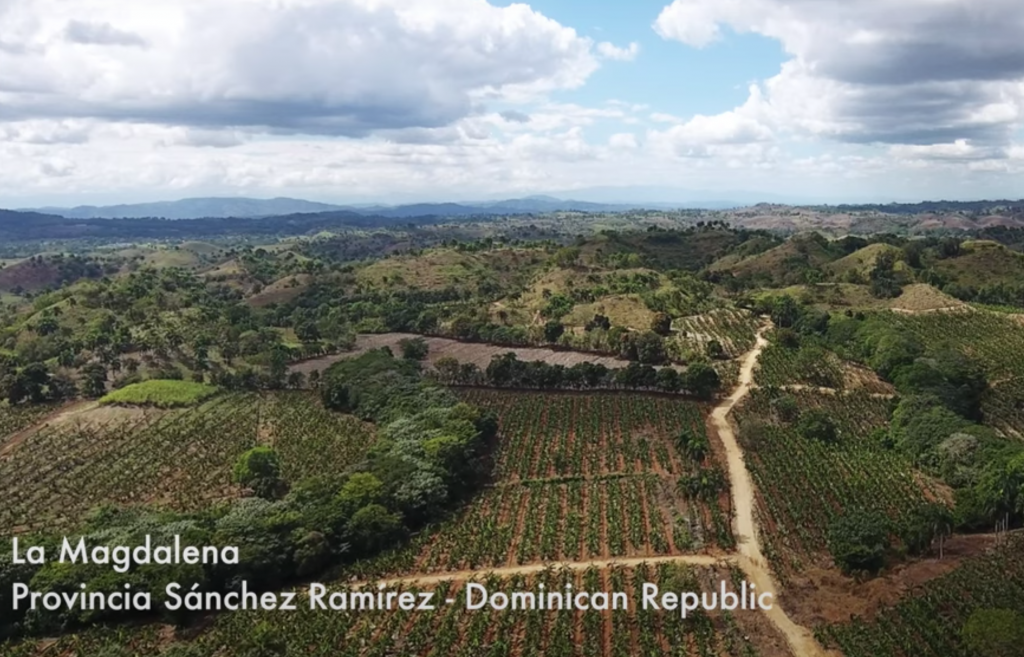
xmin=428 ymin=351 xmax=721 ymax=400
xmin=596 ymin=225 xmax=780 ymax=272
xmin=961 ymin=607 xmax=1024 ymax=657
xmin=826 ymin=504 xmax=954 ymax=575
xmin=846 ymin=234 xmax=1024 ymax=308
xmin=0 ymin=359 xmax=78 ymax=404
xmin=0 ymin=264 xmax=364 ymax=402
xmin=0 ymin=208 xmax=461 ymax=244
xmin=866 ymin=250 xmax=907 ymax=299
xmin=822 ymin=313 xmax=1024 ymax=531
xmin=0 ymin=254 xmax=114 ymax=296
xmin=975 ymin=225 xmax=1024 ymax=251
xmin=943 ymin=281 xmax=1024 ymax=308
xmin=284 ymin=284 xmax=467 ymax=335
xmin=0 ymin=350 xmax=495 ymax=640
xmin=816 ymin=199 xmax=1024 ymax=215
xmin=544 ymin=269 xmax=714 ymax=321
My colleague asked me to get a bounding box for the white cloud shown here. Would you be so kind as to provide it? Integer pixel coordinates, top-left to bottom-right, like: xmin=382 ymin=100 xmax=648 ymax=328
xmin=650 ymin=112 xmax=684 ymax=123
xmin=0 ymin=0 xmax=600 ymax=136
xmin=159 ymin=127 xmax=248 ymax=149
xmin=39 ymin=158 xmax=76 ymax=178
xmin=654 ymin=0 xmax=1024 ymax=151
xmin=597 ymin=41 xmax=640 ymax=61
xmin=63 ymin=20 xmax=148 ymax=47
xmin=653 ymin=1 xmax=722 ymax=48
xmin=0 ymin=120 xmax=92 ymax=144
xmin=3 ymin=0 xmax=1024 ymax=204
xmin=609 ymin=133 xmax=639 ymax=149
xmin=646 ymin=85 xmax=774 ymax=158
xmin=890 ymin=139 xmax=1004 ymax=162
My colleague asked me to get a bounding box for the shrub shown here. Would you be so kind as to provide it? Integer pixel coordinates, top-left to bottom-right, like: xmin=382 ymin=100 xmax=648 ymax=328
xmin=827 ymin=510 xmax=891 ymax=575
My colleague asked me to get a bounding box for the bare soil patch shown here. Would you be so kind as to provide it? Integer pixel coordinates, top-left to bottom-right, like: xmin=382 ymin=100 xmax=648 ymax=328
xmin=290 ymin=332 xmax=686 ymax=375
xmin=784 ymin=532 xmax=1000 ymax=627
xmin=0 ymin=401 xmax=99 ymax=458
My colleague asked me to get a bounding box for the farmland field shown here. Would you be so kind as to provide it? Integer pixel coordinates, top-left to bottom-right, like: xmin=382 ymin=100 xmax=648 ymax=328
xmin=8 ymin=220 xmax=1024 ymax=657
xmin=672 ymin=308 xmax=763 ymax=359
xmin=0 ymin=402 xmax=57 ymax=446
xmin=339 ymin=391 xmax=734 ymax=580
xmin=734 ymin=388 xmax=940 ymax=581
xmin=873 ymin=309 xmax=1024 ymax=437
xmin=0 ymin=392 xmax=374 ymax=536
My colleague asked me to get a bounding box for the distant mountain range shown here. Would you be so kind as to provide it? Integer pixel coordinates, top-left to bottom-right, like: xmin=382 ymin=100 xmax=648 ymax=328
xmin=22 ymin=195 xmax=743 ymax=220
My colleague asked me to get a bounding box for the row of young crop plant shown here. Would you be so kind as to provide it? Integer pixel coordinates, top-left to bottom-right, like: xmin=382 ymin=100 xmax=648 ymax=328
xmin=0 ymin=392 xmax=376 ymax=536
xmin=753 ymin=388 xmax=895 ymax=438
xmin=0 ymin=402 xmax=58 ymax=441
xmin=349 ymin=391 xmax=737 ymax=577
xmin=2 ymin=564 xmax=765 ymax=657
xmin=403 ymin=475 xmax=723 ymax=573
xmin=672 ymin=308 xmax=761 ymax=358
xmin=0 ymin=395 xmax=259 ymax=534
xmin=882 ymin=310 xmax=1024 ymax=381
xmin=259 ymin=391 xmax=376 ymax=482
xmin=817 ymin=533 xmax=1024 ymax=657
xmin=735 ymin=389 xmax=937 ymax=580
xmin=460 ymin=390 xmax=708 ymax=480
xmin=753 ymin=341 xmax=846 ymax=390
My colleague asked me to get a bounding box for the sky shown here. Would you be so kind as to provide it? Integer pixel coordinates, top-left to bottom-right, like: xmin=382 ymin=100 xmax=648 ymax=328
xmin=2 ymin=0 xmax=1024 ymax=207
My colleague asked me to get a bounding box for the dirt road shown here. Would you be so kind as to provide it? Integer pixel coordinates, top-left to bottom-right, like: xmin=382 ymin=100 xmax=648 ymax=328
xmin=353 ymin=554 xmax=736 ymax=588
xmin=711 ymin=325 xmax=834 ymax=657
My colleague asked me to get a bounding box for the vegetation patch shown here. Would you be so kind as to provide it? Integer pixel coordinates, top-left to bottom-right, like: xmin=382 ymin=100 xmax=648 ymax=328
xmin=100 ymin=380 xmax=221 ymax=408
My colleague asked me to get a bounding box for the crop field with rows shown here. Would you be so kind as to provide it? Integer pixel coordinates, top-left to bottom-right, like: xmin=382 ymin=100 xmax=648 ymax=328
xmin=881 ymin=310 xmax=1024 ymax=378
xmin=735 ymin=388 xmax=939 ymax=580
xmin=347 ymin=391 xmax=735 ymax=578
xmin=673 ymin=309 xmax=762 ymax=358
xmin=1 ymin=564 xmax=767 ymax=657
xmin=0 ymin=403 xmax=57 ymax=442
xmin=753 ymin=342 xmax=846 ymax=390
xmin=257 ymin=392 xmax=375 ymax=482
xmin=818 ymin=533 xmax=1024 ymax=657
xmin=469 ymin=391 xmax=708 ymax=481
xmin=0 ymin=393 xmax=374 ymax=536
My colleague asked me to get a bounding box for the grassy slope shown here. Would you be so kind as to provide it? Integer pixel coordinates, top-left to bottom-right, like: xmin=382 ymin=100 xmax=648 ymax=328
xmin=827 ymin=243 xmax=903 ymax=276
xmin=100 ymin=380 xmax=221 ymax=407
xmin=356 ymin=248 xmax=546 ymax=293
xmin=933 ymin=240 xmax=1024 ymax=287
xmin=709 ymin=234 xmax=839 ymax=283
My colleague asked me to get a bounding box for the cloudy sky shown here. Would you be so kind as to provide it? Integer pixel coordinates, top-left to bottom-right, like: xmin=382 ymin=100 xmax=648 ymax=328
xmin=2 ymin=0 xmax=1023 ymax=207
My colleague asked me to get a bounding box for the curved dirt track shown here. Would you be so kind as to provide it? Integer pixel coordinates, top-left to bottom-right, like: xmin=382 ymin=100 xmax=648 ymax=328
xmin=711 ymin=326 xmax=833 ymax=657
